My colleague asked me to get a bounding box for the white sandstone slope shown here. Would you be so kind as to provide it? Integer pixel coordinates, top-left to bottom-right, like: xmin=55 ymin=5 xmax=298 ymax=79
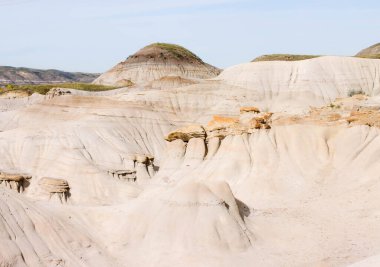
xmin=93 ymin=43 xmax=220 ymax=87
xmin=0 ymin=189 xmax=116 ymax=267
xmin=1 ymin=55 xmax=380 ymax=266
xmin=216 ymin=56 xmax=380 ymax=110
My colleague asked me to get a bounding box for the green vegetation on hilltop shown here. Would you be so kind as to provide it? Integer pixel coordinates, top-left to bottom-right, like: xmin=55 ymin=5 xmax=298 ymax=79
xmin=252 ymin=54 xmax=320 ymax=62
xmin=0 ymin=83 xmax=122 ymax=95
xmin=148 ymin=43 xmax=203 ymax=62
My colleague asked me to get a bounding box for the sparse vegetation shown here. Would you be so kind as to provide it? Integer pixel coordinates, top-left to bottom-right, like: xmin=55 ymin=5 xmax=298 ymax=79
xmin=148 ymin=43 xmax=203 ymax=62
xmin=355 ymin=43 xmax=380 ymax=59
xmin=252 ymin=54 xmax=320 ymax=62
xmin=328 ymin=103 xmax=341 ymax=109
xmin=348 ymin=89 xmax=366 ymax=97
xmin=355 ymin=54 xmax=380 ymax=59
xmin=0 ymin=83 xmax=122 ymax=96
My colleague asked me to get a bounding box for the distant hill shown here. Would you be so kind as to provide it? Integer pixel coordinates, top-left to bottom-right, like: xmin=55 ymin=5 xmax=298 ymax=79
xmin=0 ymin=66 xmax=99 ymax=86
xmin=93 ymin=42 xmax=220 ymax=86
xmin=356 ymin=43 xmax=380 ymax=59
xmin=252 ymin=54 xmax=320 ymax=62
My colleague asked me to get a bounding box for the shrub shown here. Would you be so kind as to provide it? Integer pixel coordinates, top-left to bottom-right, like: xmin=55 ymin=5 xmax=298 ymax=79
xmin=348 ymin=89 xmax=366 ymax=97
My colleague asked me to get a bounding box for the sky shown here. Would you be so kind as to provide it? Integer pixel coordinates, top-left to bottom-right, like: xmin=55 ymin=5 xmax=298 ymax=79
xmin=0 ymin=0 xmax=379 ymax=73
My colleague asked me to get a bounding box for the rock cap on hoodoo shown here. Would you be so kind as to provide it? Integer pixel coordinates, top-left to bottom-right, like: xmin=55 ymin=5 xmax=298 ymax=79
xmin=166 ymin=124 xmax=206 ymax=142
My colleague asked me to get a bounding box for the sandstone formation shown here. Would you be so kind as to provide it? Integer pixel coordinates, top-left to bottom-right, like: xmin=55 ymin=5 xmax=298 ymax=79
xmin=166 ymin=124 xmax=206 ymax=142
xmin=272 ymin=94 xmax=380 ymax=128
xmin=2 ymin=54 xmax=380 ymax=266
xmin=216 ymin=56 xmax=380 ymax=112
xmin=0 ymin=172 xmax=31 ymax=193
xmin=109 ymin=154 xmax=156 ymax=183
xmin=38 ymin=177 xmax=70 ymax=203
xmin=46 ymin=88 xmax=72 ymax=99
xmin=93 ymin=43 xmax=220 ymax=86
xmin=166 ymin=108 xmax=272 ymax=142
xmin=108 ymin=169 xmax=137 ymax=182
xmin=0 ymin=188 xmax=115 ymax=266
xmin=148 ymin=76 xmax=197 ymax=89
xmin=356 ymin=42 xmax=380 ymax=59
xmin=137 ymin=181 xmax=253 ymax=249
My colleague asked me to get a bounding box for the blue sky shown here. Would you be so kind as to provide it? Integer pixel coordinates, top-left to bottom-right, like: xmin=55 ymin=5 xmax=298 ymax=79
xmin=0 ymin=0 xmax=379 ymax=72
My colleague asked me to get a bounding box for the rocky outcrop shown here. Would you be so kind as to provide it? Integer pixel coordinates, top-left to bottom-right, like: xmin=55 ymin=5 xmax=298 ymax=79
xmin=273 ymin=94 xmax=380 ymax=128
xmin=46 ymin=88 xmax=72 ymax=99
xmin=165 ymin=108 xmax=273 ymax=143
xmin=93 ymin=43 xmax=220 ymax=86
xmin=346 ymin=107 xmax=380 ymax=127
xmin=239 ymin=107 xmax=273 ymax=129
xmin=161 ymin=108 xmax=273 ymax=172
xmin=0 ymin=172 xmax=31 ymax=193
xmin=108 ymin=170 xmax=137 ymax=182
xmin=240 ymin=106 xmax=260 ymax=113
xmin=206 ymin=110 xmax=272 ymax=139
xmin=166 ymin=124 xmax=206 ymax=142
xmin=111 ymin=154 xmax=156 ymax=183
xmin=356 ymin=43 xmax=380 ymax=59
xmin=38 ymin=177 xmax=70 ymax=203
